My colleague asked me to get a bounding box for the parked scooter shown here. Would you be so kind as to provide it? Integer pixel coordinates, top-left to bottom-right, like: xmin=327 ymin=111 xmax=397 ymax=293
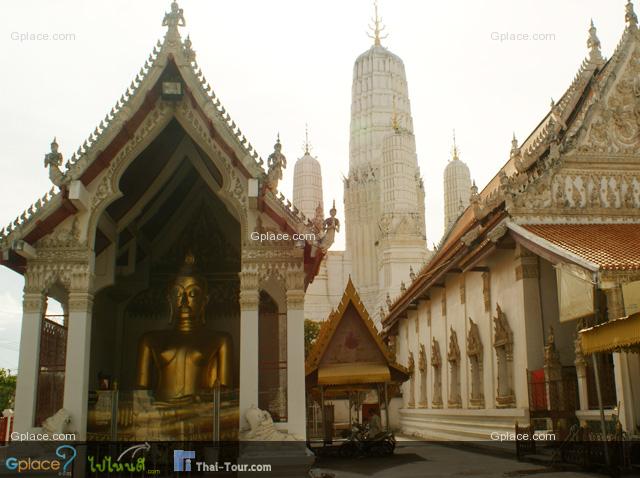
xmin=339 ymin=422 xmax=396 ymax=458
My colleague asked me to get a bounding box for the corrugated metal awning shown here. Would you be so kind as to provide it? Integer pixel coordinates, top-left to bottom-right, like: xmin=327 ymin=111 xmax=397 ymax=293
xmin=318 ymin=362 xmax=391 ymax=385
xmin=579 ymin=313 xmax=640 ymax=354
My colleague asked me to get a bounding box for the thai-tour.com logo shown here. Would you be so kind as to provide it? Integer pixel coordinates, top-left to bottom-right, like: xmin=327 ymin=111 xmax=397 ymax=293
xmin=173 ymin=450 xmax=272 ymax=473
xmin=4 ymin=445 xmax=76 ymax=474
xmin=174 ymin=450 xmax=195 ymax=472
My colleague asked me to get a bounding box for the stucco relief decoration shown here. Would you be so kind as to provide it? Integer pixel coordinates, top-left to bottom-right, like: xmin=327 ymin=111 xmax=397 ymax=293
xmin=447 ymin=327 xmax=461 ymax=407
xmin=22 ymin=217 xmax=93 ymax=310
xmin=581 ymin=47 xmax=640 ymax=154
xmin=549 ymin=172 xmax=639 ymax=211
xmin=418 ymin=344 xmax=428 ymax=408
xmin=91 ymin=104 xmax=169 ymax=214
xmin=493 ymin=305 xmax=515 ymax=408
xmin=418 ymin=344 xmax=426 ymax=372
xmin=544 ymin=326 xmax=562 ymax=369
xmin=407 ymin=351 xmax=416 ymax=408
xmin=482 ymin=272 xmax=491 ymax=312
xmin=441 ymin=291 xmax=446 ymax=316
xmin=467 ymin=318 xmax=484 ymax=408
xmin=431 ymin=338 xmax=443 ymax=408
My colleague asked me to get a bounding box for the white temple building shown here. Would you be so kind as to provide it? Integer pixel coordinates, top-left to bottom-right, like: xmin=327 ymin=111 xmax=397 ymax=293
xmin=383 ymin=5 xmax=640 ymax=441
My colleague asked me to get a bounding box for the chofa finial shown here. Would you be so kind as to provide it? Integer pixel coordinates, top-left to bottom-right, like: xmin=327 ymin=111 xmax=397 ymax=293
xmin=587 ymin=19 xmax=604 ymax=64
xmin=627 ymin=1 xmax=638 ymax=30
xmin=367 ymin=0 xmax=388 ymax=47
xmin=163 ymin=1 xmax=186 ymax=30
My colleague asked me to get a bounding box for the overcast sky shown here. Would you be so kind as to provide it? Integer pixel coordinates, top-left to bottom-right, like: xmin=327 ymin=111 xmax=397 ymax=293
xmin=0 ymin=0 xmax=628 ymax=370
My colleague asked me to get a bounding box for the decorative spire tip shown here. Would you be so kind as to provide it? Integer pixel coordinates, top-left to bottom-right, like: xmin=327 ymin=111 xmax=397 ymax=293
xmin=452 ymin=129 xmax=459 ymax=160
xmin=303 ymin=123 xmax=311 ymax=154
xmin=367 ymin=0 xmax=388 ymax=47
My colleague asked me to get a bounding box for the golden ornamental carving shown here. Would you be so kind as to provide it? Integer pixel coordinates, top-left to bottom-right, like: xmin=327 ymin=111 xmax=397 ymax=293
xmin=430 ymin=337 xmax=441 ymax=368
xmin=407 ymin=351 xmax=415 ymax=373
xmin=418 ymin=344 xmax=427 ymax=372
xmin=447 ymin=327 xmax=460 ymax=363
xmin=482 ymin=272 xmax=491 ymax=312
xmin=441 ymin=291 xmax=446 ymax=316
xmin=493 ymin=304 xmax=513 ymax=355
xmin=466 ymin=318 xmax=483 ymax=358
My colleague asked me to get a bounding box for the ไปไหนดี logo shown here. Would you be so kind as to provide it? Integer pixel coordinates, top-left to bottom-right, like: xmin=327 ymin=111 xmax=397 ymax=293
xmin=87 ymin=442 xmax=151 ymax=474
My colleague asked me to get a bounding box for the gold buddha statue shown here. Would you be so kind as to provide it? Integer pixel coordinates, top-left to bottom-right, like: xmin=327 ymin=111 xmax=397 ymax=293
xmin=130 ymin=253 xmax=235 ymax=440
xmin=135 ymin=252 xmax=232 ymax=400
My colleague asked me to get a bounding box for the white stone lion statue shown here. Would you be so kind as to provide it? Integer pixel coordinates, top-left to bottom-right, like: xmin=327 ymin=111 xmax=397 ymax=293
xmin=42 ymin=408 xmax=72 ymax=435
xmin=240 ymin=405 xmax=299 ymax=441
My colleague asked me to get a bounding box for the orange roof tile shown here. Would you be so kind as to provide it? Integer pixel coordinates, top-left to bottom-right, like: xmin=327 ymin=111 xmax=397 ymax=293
xmin=523 ymin=224 xmax=640 ymax=271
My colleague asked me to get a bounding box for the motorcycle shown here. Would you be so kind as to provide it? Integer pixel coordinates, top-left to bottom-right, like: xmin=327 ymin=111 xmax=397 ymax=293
xmin=339 ymin=422 xmax=396 ymax=458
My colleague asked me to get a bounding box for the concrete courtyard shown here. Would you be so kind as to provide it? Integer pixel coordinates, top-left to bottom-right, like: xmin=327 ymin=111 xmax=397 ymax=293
xmin=311 ymin=442 xmax=609 ymax=478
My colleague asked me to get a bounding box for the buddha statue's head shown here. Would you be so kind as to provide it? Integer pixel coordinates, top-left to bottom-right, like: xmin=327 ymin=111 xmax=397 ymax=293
xmin=168 ymin=252 xmax=209 ymax=331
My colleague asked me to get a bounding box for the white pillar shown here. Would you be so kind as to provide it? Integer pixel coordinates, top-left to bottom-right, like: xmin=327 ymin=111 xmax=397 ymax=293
xmin=575 ymin=338 xmax=589 ymax=412
xmin=239 ymin=280 xmax=259 ymax=431
xmin=613 ymin=352 xmax=638 ymax=433
xmin=286 ymin=288 xmax=306 ymax=439
xmin=62 ymin=291 xmax=93 ymax=440
xmin=13 ymin=292 xmax=45 ymax=432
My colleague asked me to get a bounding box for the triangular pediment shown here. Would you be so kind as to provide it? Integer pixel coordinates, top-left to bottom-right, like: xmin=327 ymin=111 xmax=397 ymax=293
xmin=305 ymin=277 xmax=407 ymax=379
xmin=0 ymin=2 xmax=329 ymax=276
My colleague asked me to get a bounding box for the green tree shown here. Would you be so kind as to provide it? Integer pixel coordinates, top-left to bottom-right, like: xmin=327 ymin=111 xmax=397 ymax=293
xmin=0 ymin=369 xmax=16 ymax=410
xmin=304 ymin=319 xmax=321 ymax=359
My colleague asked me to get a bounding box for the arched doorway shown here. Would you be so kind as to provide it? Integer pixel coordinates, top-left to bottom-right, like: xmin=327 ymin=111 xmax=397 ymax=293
xmin=87 ymin=120 xmax=241 ymax=440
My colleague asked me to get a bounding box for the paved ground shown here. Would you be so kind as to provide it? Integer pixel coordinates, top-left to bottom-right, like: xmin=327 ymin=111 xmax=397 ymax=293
xmin=310 ymin=442 xmax=609 ymax=478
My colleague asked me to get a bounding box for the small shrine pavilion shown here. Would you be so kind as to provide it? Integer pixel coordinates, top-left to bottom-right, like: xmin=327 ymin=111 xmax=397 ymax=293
xmin=305 ymin=278 xmax=409 ymax=439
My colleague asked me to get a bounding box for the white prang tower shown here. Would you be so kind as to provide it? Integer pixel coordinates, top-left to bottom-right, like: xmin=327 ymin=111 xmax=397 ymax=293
xmin=443 ymin=133 xmax=472 ymax=231
xmin=344 ymin=2 xmax=428 ymax=326
xmin=293 ymin=127 xmax=324 ymax=219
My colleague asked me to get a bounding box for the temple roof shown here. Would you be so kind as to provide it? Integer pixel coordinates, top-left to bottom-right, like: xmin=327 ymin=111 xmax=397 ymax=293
xmin=306 ymin=277 xmax=408 ymax=386
xmin=0 ymin=1 xmax=329 ymax=278
xmin=382 ymin=4 xmax=640 ymax=331
xmin=521 ymin=224 xmax=640 ymax=271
